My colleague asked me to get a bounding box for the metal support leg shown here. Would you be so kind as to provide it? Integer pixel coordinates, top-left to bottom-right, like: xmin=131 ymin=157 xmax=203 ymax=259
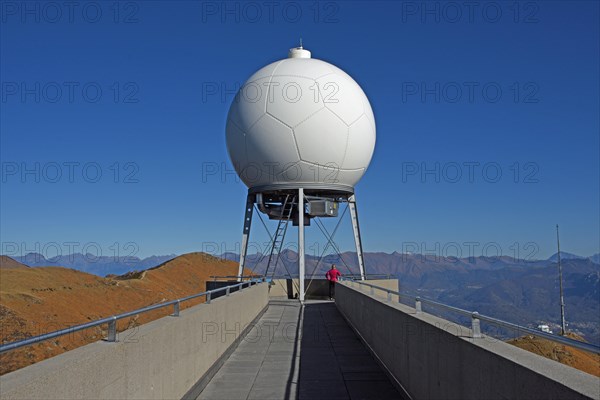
xmin=298 ymin=188 xmax=305 ymax=302
xmin=348 ymin=194 xmax=366 ymax=280
xmin=238 ymin=194 xmax=254 ymax=281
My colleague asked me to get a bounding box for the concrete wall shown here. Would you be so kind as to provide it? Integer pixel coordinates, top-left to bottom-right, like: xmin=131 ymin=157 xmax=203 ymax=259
xmin=269 ymin=279 xmax=299 ymax=298
xmin=336 ymin=282 xmax=599 ymax=400
xmin=268 ymin=279 xmax=399 ymax=300
xmin=269 ymin=279 xmax=331 ymax=299
xmin=0 ymin=283 xmax=269 ymax=400
xmin=361 ymin=279 xmax=401 ymax=303
xmin=206 ymin=280 xmax=242 ymax=299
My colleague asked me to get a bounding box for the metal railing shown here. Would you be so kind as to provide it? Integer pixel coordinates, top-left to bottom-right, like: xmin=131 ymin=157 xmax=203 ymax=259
xmin=344 ymin=279 xmax=600 ymax=355
xmin=345 ymin=273 xmax=392 ymax=280
xmin=259 ymin=274 xmax=392 ymax=280
xmin=209 ymin=275 xmax=263 ymax=281
xmin=0 ymin=280 xmax=263 ymax=354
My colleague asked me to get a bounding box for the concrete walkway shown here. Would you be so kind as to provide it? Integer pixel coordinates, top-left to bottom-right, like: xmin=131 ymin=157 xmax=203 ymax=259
xmin=197 ymin=299 xmax=404 ymax=400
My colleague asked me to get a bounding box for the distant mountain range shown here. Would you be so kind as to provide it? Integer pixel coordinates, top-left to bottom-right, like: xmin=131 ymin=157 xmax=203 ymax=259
xmin=223 ymin=250 xmax=599 ymax=276
xmin=225 ymin=250 xmax=600 ymax=345
xmin=547 ymin=252 xmax=599 ymax=263
xmin=5 ymin=250 xmax=599 ymax=344
xmin=12 ymin=253 xmax=176 ymax=276
xmin=7 ymin=251 xmax=598 ymax=277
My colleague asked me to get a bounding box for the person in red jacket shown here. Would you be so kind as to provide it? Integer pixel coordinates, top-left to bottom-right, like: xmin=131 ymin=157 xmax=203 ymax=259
xmin=325 ymin=264 xmax=342 ymax=300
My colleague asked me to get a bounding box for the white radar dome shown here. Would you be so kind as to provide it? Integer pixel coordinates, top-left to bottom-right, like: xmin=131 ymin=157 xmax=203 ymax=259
xmin=226 ymin=46 xmax=376 ymax=193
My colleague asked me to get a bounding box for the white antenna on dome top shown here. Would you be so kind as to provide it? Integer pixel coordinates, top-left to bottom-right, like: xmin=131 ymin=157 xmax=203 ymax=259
xmin=288 ymin=42 xmax=311 ymax=59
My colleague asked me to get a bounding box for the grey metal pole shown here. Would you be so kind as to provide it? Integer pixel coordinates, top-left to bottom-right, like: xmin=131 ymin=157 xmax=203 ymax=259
xmin=471 ymin=312 xmax=482 ymax=338
xmin=556 ymin=224 xmax=567 ymax=335
xmin=298 ymin=188 xmax=306 ymax=302
xmin=237 ymin=194 xmax=254 ymax=281
xmin=107 ymin=317 xmax=117 ymax=342
xmin=348 ymin=194 xmax=366 ymax=280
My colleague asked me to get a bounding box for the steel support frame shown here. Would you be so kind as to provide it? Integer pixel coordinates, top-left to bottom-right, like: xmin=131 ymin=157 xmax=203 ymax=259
xmin=237 ymin=190 xmax=366 ymax=300
xmin=237 ymin=194 xmax=255 ymax=281
xmin=298 ymin=188 xmax=306 ymax=302
xmin=348 ymin=194 xmax=366 ymax=280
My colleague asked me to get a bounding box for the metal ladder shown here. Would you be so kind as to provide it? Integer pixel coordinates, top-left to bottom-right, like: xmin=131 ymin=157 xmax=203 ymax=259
xmin=264 ymin=195 xmax=296 ymax=279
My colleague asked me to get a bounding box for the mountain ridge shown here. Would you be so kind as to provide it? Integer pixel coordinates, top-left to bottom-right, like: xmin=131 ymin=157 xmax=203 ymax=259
xmin=11 ymin=252 xmax=177 ymax=276
xmin=6 ymin=251 xmax=599 ymax=277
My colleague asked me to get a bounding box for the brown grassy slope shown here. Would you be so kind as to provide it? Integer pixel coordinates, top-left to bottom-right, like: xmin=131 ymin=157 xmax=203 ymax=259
xmin=0 ymin=256 xmax=29 ymax=269
xmin=0 ymin=253 xmax=249 ymax=375
xmin=507 ymin=333 xmax=600 ymax=377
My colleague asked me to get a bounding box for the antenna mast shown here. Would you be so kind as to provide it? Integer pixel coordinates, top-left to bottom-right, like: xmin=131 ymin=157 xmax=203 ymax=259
xmin=556 ymin=224 xmax=567 ymax=335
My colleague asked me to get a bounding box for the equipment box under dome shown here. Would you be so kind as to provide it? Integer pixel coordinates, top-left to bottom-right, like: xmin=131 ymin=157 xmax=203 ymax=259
xmin=307 ymin=200 xmax=338 ymax=217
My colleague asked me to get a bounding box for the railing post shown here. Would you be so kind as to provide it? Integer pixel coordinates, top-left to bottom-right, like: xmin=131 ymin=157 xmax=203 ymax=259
xmin=370 ymin=285 xmax=374 ymax=295
xmin=472 ymin=312 xmax=482 ymax=338
xmin=107 ymin=317 xmax=117 ymax=342
xmin=415 ymin=297 xmax=422 ymax=314
xmin=387 ymin=290 xmax=392 ymax=302
xmin=206 ymin=291 xmax=212 ymax=304
xmin=173 ymin=300 xmax=180 ymax=316
xmin=226 ymin=286 xmax=230 ymax=296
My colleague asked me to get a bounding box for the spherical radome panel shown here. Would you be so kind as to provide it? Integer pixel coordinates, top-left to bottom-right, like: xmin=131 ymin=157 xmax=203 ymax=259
xmin=345 ymin=115 xmax=375 ymax=170
xmin=294 ymin=108 xmax=348 ymax=166
xmin=267 ymin=76 xmax=324 ymax=128
xmin=246 ymin=114 xmax=300 ymax=182
xmin=226 ymin=51 xmax=376 ymax=190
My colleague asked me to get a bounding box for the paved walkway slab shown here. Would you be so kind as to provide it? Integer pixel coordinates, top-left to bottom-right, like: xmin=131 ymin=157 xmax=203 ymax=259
xmin=197 ymin=299 xmax=404 ymax=400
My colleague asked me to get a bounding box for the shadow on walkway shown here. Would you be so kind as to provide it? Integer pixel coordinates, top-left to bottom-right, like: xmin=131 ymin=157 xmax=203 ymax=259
xmin=299 ymin=301 xmax=405 ymax=400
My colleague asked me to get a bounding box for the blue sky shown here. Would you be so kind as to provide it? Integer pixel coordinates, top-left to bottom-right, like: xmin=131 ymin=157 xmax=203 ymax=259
xmin=1 ymin=1 xmax=598 ymax=260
